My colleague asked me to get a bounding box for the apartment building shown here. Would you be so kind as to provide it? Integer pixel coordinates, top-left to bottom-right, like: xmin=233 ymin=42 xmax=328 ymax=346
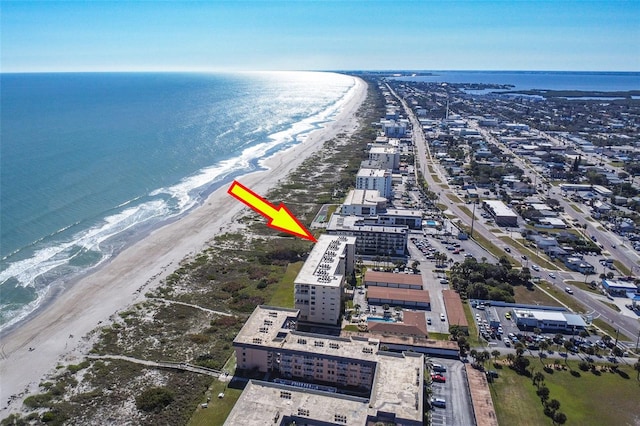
xmin=230 ymin=305 xmax=424 ymax=426
xmin=356 ymin=168 xmax=393 ymax=199
xmin=293 ymin=234 xmax=356 ymax=325
xmin=326 ymin=215 xmax=408 ymax=257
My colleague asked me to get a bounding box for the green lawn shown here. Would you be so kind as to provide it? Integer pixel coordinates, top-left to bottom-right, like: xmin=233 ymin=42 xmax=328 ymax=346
xmin=613 ymin=260 xmax=631 ymax=276
xmin=565 ymin=280 xmax=600 ymax=295
xmin=569 ymin=204 xmax=583 ymax=213
xmin=513 ymin=286 xmax=562 ymax=308
xmin=491 ymin=360 xmax=640 ymax=426
xmin=187 ymin=379 xmax=244 ymax=426
xmin=536 ymin=282 xmax=587 ymax=314
xmin=462 ymin=301 xmax=480 ymax=346
xmin=268 ymin=261 xmax=303 ymax=308
xmin=592 ymin=318 xmax=632 ymax=342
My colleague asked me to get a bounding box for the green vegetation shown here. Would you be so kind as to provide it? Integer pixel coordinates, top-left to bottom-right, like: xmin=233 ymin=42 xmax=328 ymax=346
xmin=513 ymin=286 xmax=562 ymax=308
xmin=427 ymin=332 xmax=449 ymax=341
xmin=569 ymin=204 xmax=583 ymax=213
xmin=491 ymin=359 xmax=640 ymax=426
xmin=136 ymin=387 xmax=175 ymax=413
xmin=535 ymin=282 xmax=587 ymax=314
xmin=187 ymin=379 xmax=244 ymax=426
xmin=565 ymin=280 xmax=599 ymax=295
xmin=462 ymin=302 xmax=480 ymax=346
xmin=613 ymin=260 xmax=631 ymax=276
xmin=449 ymin=257 xmax=532 ymax=302
xmin=268 ymin=261 xmax=303 ymax=308
xmin=599 ymin=300 xmax=621 ymax=312
xmin=592 ymin=318 xmax=631 ymax=342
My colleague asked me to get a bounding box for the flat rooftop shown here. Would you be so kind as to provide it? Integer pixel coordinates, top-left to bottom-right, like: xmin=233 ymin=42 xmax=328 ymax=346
xmin=442 ymin=290 xmax=469 ymax=328
xmin=294 ymin=234 xmax=356 ymax=288
xmin=225 ymin=353 xmax=424 ymax=425
xmin=365 ymin=270 xmax=423 ymax=287
xmin=233 ymin=305 xmax=380 ymax=362
xmin=327 ymin=215 xmax=408 ymax=234
xmin=357 ymin=168 xmax=389 ymax=178
xmin=343 ymin=189 xmax=385 ymax=206
xmin=367 ymin=286 xmax=430 ymax=304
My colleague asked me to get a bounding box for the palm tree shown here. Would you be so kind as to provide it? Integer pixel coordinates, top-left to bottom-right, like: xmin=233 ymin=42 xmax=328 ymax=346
xmin=506 ymin=353 xmax=515 ymax=367
xmin=491 ymin=349 xmax=501 ymax=364
xmin=634 ymin=360 xmax=640 ymax=381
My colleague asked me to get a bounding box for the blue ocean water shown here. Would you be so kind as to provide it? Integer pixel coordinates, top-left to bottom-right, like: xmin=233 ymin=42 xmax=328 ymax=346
xmin=394 ymin=71 xmax=640 ymax=91
xmin=0 ymin=71 xmax=357 ymax=330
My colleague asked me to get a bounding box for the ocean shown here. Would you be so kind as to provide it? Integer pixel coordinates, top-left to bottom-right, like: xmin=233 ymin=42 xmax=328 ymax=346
xmin=0 ymin=71 xmax=357 ymax=331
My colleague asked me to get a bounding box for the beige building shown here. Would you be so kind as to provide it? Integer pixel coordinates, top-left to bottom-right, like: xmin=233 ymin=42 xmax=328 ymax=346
xmin=229 ymin=305 xmax=424 ymax=426
xmin=293 ymin=235 xmax=356 ymax=325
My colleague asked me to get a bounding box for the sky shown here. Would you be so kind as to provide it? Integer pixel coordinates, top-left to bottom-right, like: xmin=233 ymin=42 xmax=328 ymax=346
xmin=2 ymin=1 xmax=639 ymax=72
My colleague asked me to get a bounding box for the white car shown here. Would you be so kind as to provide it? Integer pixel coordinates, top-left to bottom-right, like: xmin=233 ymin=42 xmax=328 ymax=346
xmin=440 ymin=313 xmax=446 ymax=321
xmin=531 ymin=265 xmax=540 ymax=271
xmin=549 ymin=273 xmax=556 ymax=279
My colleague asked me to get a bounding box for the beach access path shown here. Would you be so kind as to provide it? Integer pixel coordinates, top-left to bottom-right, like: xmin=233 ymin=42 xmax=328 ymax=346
xmin=0 ymin=75 xmax=367 ymax=415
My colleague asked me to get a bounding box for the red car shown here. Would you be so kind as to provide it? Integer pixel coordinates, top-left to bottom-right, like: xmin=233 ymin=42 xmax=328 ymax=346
xmin=431 ymin=373 xmax=446 ymax=383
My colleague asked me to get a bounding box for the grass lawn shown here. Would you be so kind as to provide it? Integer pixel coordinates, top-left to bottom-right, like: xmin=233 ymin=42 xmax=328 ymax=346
xmin=566 ymin=280 xmax=600 ymax=295
xmin=592 ymin=318 xmax=632 ymax=342
xmin=446 ymin=193 xmax=462 ymax=203
xmin=498 ymin=236 xmax=558 ymax=270
xmin=187 ymin=379 xmax=244 ymax=426
xmin=613 ymin=260 xmax=631 ymax=276
xmin=428 ymin=332 xmax=450 ymax=341
xmin=268 ymin=261 xmax=303 ymax=308
xmin=536 ymin=282 xmax=587 ymax=314
xmin=599 ymin=300 xmax=621 ymax=312
xmin=491 ymin=360 xmax=640 ymax=426
xmin=431 ymin=174 xmax=442 ymax=183
xmin=569 ymin=204 xmax=583 ymax=213
xmin=462 ymin=301 xmax=481 ymax=346
xmin=458 ymin=205 xmax=473 ymax=218
xmin=513 ymin=285 xmax=562 ymax=308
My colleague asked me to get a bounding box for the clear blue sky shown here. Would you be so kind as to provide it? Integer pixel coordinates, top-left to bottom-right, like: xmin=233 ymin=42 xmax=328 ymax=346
xmin=2 ymin=1 xmax=638 ymax=72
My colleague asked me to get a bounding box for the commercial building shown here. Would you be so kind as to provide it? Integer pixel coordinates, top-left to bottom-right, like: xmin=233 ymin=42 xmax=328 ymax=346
xmin=367 ymin=311 xmax=428 ymax=339
xmin=326 ymin=215 xmax=408 ymax=257
xmin=482 ymin=200 xmax=518 ymax=227
xmin=512 ymin=308 xmax=587 ymax=332
xmin=564 ymin=257 xmax=595 ymax=274
xmin=366 ymin=286 xmax=430 ymax=309
xmin=356 ymin=168 xmax=393 ymax=199
xmin=364 ymin=270 xmax=423 ymax=290
xmin=602 ymin=279 xmax=639 ymax=297
xmin=294 ymin=235 xmax=356 ymax=325
xmin=230 ymin=305 xmax=424 ymax=426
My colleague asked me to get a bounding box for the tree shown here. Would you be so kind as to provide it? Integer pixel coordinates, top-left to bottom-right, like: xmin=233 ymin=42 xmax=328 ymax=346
xmin=634 ymin=360 xmax=640 ymax=381
xmin=539 ymin=341 xmax=549 ymax=354
xmin=533 ymin=371 xmax=545 ymax=388
xmin=553 ymin=412 xmax=567 ymax=425
xmin=506 ymin=353 xmax=515 ymax=366
xmin=411 ymin=260 xmax=420 ymax=272
xmin=491 ymin=349 xmax=501 ymax=364
xmin=536 ymin=385 xmax=550 ymax=403
xmin=470 ymin=349 xmax=478 ymax=364
xmin=563 ymin=341 xmax=574 ymax=359
xmin=547 ymin=399 xmax=561 ymax=413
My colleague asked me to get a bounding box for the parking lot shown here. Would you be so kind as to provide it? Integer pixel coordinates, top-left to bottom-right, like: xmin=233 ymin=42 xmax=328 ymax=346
xmin=469 ymin=300 xmax=618 ymax=356
xmin=426 ymin=358 xmax=474 ymax=426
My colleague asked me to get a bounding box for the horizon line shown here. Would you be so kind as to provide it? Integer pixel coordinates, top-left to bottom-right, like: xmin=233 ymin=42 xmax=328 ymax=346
xmin=1 ymin=68 xmax=639 ymax=75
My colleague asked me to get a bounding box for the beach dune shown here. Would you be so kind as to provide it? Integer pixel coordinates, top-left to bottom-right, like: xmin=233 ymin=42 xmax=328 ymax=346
xmin=0 ymin=76 xmax=367 ymax=415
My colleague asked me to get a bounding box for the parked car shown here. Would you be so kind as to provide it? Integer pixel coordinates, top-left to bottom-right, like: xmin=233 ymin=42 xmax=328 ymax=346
xmin=431 ymin=397 xmax=446 ymax=408
xmin=431 ymin=373 xmax=446 ymax=383
xmin=440 ymin=313 xmax=446 ymax=321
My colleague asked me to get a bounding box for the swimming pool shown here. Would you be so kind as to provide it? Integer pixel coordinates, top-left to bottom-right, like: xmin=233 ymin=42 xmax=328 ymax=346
xmin=367 ymin=316 xmax=396 ymax=323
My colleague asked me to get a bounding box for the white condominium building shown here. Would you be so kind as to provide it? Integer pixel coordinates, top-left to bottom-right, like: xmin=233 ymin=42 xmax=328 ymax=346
xmin=293 ymin=235 xmax=356 ymax=325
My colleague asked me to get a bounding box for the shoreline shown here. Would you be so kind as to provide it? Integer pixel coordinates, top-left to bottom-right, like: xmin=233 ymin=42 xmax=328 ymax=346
xmin=0 ymin=75 xmax=367 ymax=414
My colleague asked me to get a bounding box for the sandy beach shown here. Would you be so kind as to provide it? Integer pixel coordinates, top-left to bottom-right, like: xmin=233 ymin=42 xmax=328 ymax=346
xmin=0 ymin=76 xmax=367 ymax=415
